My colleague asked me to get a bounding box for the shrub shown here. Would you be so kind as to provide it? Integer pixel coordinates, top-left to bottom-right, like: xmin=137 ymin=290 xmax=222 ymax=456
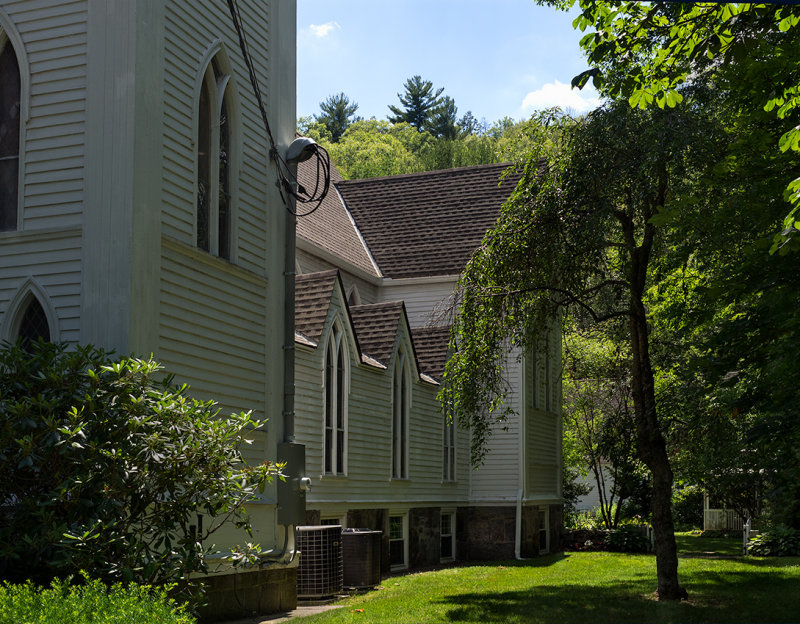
xmin=748 ymin=526 xmax=800 ymax=556
xmin=672 ymin=484 xmax=704 ymax=530
xmin=0 ymin=342 xmax=281 ymax=594
xmin=606 ymin=525 xmax=650 ymax=552
xmin=0 ymin=576 xmax=194 ymax=624
xmin=568 ymin=510 xmax=607 ymax=531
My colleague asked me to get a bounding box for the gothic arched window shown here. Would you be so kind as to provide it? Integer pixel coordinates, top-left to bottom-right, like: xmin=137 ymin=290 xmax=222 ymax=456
xmin=17 ymin=297 xmax=50 ymax=346
xmin=196 ymin=54 xmax=234 ymax=258
xmin=324 ymin=321 xmax=348 ymax=475
xmin=0 ymin=35 xmax=21 ymax=231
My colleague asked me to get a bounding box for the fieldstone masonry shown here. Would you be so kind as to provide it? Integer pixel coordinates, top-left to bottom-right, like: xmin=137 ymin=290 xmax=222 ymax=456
xmin=409 ymin=507 xmax=441 ymax=567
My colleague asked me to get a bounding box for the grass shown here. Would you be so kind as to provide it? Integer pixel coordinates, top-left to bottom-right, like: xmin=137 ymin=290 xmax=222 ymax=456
xmin=293 ymin=534 xmax=800 ymax=623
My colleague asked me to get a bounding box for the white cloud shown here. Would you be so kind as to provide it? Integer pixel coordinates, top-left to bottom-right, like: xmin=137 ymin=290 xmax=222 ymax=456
xmin=520 ymin=80 xmax=602 ymax=114
xmin=308 ymin=21 xmax=341 ymax=38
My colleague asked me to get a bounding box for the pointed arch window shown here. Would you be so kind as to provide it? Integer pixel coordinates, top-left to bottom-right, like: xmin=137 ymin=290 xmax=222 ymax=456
xmin=392 ymin=347 xmax=410 ymax=479
xmin=196 ymin=54 xmax=233 ymax=259
xmin=0 ymin=35 xmax=21 ymax=231
xmin=17 ymin=297 xmax=50 ymax=347
xmin=442 ymin=408 xmax=456 ymax=482
xmin=324 ymin=321 xmax=348 ymax=475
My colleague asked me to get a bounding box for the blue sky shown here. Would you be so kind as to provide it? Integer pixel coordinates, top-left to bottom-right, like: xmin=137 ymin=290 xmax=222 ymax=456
xmin=297 ymin=0 xmax=602 ymax=126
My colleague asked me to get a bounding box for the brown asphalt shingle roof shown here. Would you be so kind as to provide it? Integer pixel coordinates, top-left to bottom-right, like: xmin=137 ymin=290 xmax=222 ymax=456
xmin=348 ymin=301 xmax=405 ymax=366
xmin=336 ymin=162 xmax=520 ymax=279
xmin=410 ymin=326 xmax=451 ymax=382
xmin=295 ymin=270 xmax=338 ymax=345
xmin=296 ymin=157 xmax=380 ymax=277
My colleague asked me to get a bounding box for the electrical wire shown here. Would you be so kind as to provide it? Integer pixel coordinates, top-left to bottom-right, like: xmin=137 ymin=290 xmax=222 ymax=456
xmin=226 ymin=0 xmax=330 ymax=216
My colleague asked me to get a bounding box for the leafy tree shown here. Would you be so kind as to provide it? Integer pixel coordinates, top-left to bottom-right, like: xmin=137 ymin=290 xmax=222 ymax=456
xmin=442 ymin=101 xmax=722 ymax=599
xmin=388 ymin=75 xmax=444 ymax=131
xmin=545 ymin=1 xmax=800 ymax=252
xmin=458 ymin=110 xmax=487 ymax=136
xmin=563 ymin=325 xmax=644 ymax=529
xmin=315 ymin=92 xmax=361 ymax=143
xmin=0 ymin=341 xmax=280 ymax=600
xmin=325 ymin=119 xmax=424 ymax=179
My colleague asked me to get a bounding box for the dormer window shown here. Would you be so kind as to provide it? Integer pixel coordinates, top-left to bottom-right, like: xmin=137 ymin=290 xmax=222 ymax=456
xmin=196 ymin=55 xmax=233 ymax=258
xmin=0 ymin=37 xmax=21 ymax=231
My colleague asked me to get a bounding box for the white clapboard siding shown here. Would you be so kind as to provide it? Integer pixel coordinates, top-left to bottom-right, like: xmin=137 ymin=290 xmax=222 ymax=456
xmin=296 ymin=287 xmax=470 ymax=508
xmin=379 ymin=278 xmax=458 ymax=328
xmin=0 ymin=230 xmax=82 ymax=342
xmin=468 ymin=351 xmax=524 ymax=502
xmin=158 ymin=240 xmax=269 ymax=464
xmin=162 ymin=0 xmax=271 ymax=275
xmin=295 ymin=249 xmax=380 ymax=305
xmin=523 ymin=334 xmax=561 ymax=499
xmin=5 ymin=1 xmax=88 ymax=231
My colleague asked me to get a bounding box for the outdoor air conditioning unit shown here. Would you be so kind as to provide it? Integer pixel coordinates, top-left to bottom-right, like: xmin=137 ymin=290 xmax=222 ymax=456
xmin=296 ymin=525 xmax=343 ymax=599
xmin=342 ymin=528 xmax=383 ymax=589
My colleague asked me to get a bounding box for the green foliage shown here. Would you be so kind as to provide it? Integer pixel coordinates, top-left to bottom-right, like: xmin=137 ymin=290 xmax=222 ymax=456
xmin=323 ymin=119 xmax=423 ymax=179
xmin=428 ymin=96 xmax=462 ymax=140
xmin=561 ymin=466 xmax=591 ymax=527
xmin=748 ymin=526 xmax=800 ymax=557
xmin=563 ymin=325 xmax=647 ymax=529
xmin=606 ymin=525 xmax=650 ymax=553
xmin=387 ymin=75 xmax=444 ymax=132
xmin=671 ymin=485 xmax=704 ymax=531
xmin=544 ymin=1 xmax=800 ymax=251
xmin=568 ymin=510 xmax=606 ymax=531
xmin=0 ymin=576 xmax=194 ymax=624
xmin=316 ymin=92 xmax=361 ymax=143
xmin=0 ymin=341 xmax=280 ymax=594
xmin=299 ymin=109 xmax=567 ymax=179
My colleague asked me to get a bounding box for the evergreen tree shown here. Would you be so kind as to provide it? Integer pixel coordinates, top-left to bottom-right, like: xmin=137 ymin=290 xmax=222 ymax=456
xmin=428 ymin=96 xmax=462 ymax=140
xmin=316 ymin=92 xmax=360 ymax=143
xmin=387 ymin=75 xmax=444 ymax=131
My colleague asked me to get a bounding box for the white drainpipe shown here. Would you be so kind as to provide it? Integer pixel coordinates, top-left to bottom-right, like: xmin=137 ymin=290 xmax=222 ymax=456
xmin=515 ymin=356 xmax=529 ymax=560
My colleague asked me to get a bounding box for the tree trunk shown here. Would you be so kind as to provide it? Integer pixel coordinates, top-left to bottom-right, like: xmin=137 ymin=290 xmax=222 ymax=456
xmin=628 ymin=283 xmax=687 ymax=600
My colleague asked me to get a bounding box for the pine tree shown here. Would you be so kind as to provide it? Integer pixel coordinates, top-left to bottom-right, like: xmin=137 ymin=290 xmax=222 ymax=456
xmin=387 ymin=75 xmax=444 ymax=131
xmin=316 ymin=92 xmax=360 ymax=143
xmin=428 ymin=96 xmax=462 ymax=140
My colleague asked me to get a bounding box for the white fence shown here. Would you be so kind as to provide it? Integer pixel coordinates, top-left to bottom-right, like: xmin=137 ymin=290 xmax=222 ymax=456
xmin=703 ymin=508 xmax=744 ymax=531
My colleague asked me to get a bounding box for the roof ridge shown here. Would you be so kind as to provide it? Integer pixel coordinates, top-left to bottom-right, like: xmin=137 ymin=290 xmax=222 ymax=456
xmin=336 ymin=161 xmax=517 ymax=186
xmin=296 ymin=268 xmax=338 ymax=280
xmin=350 ymin=300 xmax=404 ymax=311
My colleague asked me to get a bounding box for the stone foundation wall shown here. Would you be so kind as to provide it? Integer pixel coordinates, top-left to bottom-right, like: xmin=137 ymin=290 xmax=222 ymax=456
xmin=458 ymin=506 xmax=516 ymax=560
xmin=520 ymin=506 xmax=537 ymax=557
xmin=409 ymin=507 xmax=441 ymax=567
xmin=197 ymin=566 xmax=297 ymax=622
xmin=549 ymin=504 xmax=563 ymax=552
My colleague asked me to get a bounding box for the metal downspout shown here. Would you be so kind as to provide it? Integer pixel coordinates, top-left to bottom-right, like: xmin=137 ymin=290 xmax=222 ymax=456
xmin=516 ymin=354 xmax=529 ymax=560
xmin=284 ymin=209 xmax=296 ymax=443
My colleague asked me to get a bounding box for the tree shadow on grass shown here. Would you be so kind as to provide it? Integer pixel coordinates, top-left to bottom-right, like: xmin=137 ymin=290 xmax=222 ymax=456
xmin=433 ymin=563 xmax=800 ymax=623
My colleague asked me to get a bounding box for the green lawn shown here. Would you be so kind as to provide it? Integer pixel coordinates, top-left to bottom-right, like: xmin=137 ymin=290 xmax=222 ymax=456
xmin=293 ymin=535 xmax=800 ymax=623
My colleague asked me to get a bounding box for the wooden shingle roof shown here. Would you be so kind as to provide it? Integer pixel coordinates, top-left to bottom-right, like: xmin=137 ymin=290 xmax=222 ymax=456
xmin=336 ymin=163 xmax=520 ymax=279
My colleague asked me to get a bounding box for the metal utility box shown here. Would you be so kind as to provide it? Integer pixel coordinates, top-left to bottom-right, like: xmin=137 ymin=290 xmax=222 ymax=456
xmin=277 ymin=442 xmax=307 ymax=526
